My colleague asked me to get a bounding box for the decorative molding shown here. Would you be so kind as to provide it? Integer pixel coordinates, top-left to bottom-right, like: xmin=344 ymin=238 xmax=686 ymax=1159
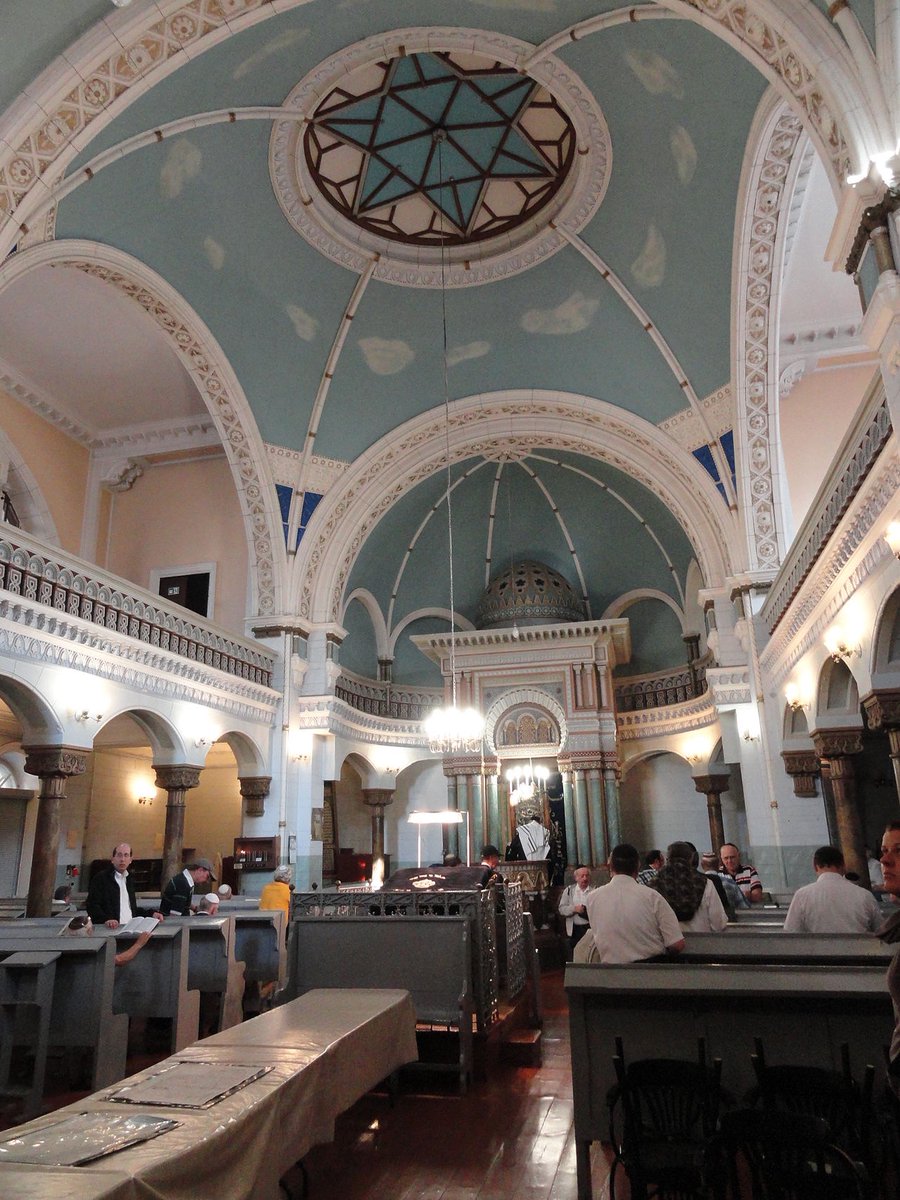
xmin=154 ymin=765 xmax=202 ymax=792
xmin=735 ymin=105 xmax=805 ymax=573
xmin=0 ymin=353 xmax=96 ymax=445
xmin=266 ymin=444 xmax=348 ymax=493
xmin=705 ymin=666 xmax=752 ymax=706
xmin=812 ymin=728 xmax=864 ymax=758
xmin=294 ymin=393 xmax=733 ymax=626
xmin=483 ymin=687 xmax=569 ymax=756
xmin=781 ymin=749 xmax=820 ymax=797
xmin=22 ymin=747 xmax=88 ymax=778
xmin=91 ymin=415 xmax=220 ymax=458
xmin=239 ymin=773 xmax=271 ymax=817
xmin=778 ymin=360 xmax=806 ymax=398
xmin=296 ymin=694 xmax=427 ymax=746
xmin=862 ymin=689 xmax=900 ymax=731
xmin=100 ymin=458 xmax=144 ymax=493
xmin=616 ymin=691 xmax=719 ymax=741
xmin=269 ymin=28 xmax=610 ymax=289
xmin=658 ymin=385 xmax=733 ymax=451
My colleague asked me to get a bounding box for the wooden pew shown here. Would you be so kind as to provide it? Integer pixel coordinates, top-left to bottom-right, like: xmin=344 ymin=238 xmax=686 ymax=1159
xmin=0 ymin=935 xmax=127 ymax=1091
xmin=218 ymin=907 xmax=285 ymax=986
xmin=0 ymin=950 xmax=59 ymax=1118
xmin=566 ymin=960 xmax=892 ymax=1200
xmin=683 ymin=930 xmax=893 ymax=964
xmin=282 ymin=915 xmax=474 ymax=1091
xmin=162 ymin=916 xmax=245 ymax=1031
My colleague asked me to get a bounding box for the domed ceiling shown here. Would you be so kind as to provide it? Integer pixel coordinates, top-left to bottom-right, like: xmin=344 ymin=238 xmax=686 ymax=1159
xmin=0 ymin=1 xmax=871 ymax=686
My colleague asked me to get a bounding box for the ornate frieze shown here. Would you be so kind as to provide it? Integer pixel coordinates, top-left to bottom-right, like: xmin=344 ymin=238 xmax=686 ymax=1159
xmin=617 ymin=691 xmax=719 ymax=740
xmin=154 ymin=765 xmax=202 ymax=793
xmin=862 ymin=689 xmax=900 ymax=731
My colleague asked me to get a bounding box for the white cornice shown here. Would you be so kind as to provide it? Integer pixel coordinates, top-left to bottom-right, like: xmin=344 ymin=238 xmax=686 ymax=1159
xmin=0 ymin=352 xmax=95 ymax=445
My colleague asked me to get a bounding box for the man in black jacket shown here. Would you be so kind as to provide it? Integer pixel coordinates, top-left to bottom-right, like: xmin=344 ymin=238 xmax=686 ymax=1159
xmin=86 ymin=843 xmax=162 ymax=928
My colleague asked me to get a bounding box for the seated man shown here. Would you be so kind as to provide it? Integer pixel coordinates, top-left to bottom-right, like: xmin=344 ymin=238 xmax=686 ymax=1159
xmin=783 ymin=845 xmax=881 ymax=933
xmin=637 ymin=849 xmax=663 ymax=886
xmin=479 ymin=844 xmax=501 ymax=887
xmin=160 ymin=858 xmax=216 ymax=915
xmin=196 ymin=892 xmax=220 ymax=916
xmin=584 ymin=843 xmax=685 ymax=963
xmin=216 ymin=883 xmax=233 ymax=901
xmin=719 ymin=842 xmax=764 ymax=904
xmin=86 ymin=843 xmax=162 ymax=928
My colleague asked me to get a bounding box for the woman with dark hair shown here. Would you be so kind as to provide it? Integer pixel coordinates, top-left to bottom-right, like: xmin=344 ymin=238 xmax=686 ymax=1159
xmin=652 ymin=841 xmax=727 ymax=933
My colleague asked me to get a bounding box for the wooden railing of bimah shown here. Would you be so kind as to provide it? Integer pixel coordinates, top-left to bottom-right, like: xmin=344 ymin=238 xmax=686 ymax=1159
xmin=0 ymin=530 xmax=275 ymax=686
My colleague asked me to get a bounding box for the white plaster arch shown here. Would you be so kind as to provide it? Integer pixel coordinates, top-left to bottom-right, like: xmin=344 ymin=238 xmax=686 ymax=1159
xmin=218 ymin=729 xmax=267 ymax=776
xmin=733 ymin=93 xmax=807 ymax=576
xmin=388 ymin=606 xmax=476 ymax=659
xmin=294 ymin=392 xmax=734 ymax=626
xmin=0 ymin=239 xmax=284 ymax=617
xmin=342 ymin=589 xmax=390 ymax=661
xmin=483 ymin=687 xmax=569 ymax=757
xmin=872 ymin=582 xmax=900 ymax=682
xmin=0 ymin=2 xmax=876 ymax=255
xmin=812 ymin=657 xmax=863 ymax=731
xmin=602 ymin=589 xmax=686 ymax=630
xmin=112 ymin=708 xmax=189 ymax=763
xmin=0 ymin=673 xmax=63 ymax=745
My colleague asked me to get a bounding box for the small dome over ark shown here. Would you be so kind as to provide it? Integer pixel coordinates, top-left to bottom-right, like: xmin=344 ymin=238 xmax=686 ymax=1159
xmin=475 ymin=560 xmax=587 ymax=629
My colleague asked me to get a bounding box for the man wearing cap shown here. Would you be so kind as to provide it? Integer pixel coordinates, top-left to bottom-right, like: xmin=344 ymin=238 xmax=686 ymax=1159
xmin=160 ymin=858 xmax=216 ymax=915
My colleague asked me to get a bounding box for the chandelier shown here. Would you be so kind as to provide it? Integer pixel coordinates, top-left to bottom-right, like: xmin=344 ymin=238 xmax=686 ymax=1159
xmin=423 ymin=130 xmax=485 ymax=757
xmin=506 ymin=763 xmax=549 ymax=806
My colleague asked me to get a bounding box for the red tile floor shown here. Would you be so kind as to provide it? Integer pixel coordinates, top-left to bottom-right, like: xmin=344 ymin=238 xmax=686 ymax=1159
xmin=293 ymin=969 xmax=614 ymax=1200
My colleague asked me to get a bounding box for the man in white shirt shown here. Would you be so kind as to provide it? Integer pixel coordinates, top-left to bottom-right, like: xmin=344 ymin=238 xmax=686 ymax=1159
xmin=783 ymin=845 xmax=881 ymax=934
xmin=557 ymin=864 xmax=594 ymax=955
xmin=584 ymin=843 xmax=685 ymax=963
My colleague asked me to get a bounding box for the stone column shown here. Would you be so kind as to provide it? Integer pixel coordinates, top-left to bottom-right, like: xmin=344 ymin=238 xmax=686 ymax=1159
xmin=362 ymin=788 xmax=394 ymax=881
xmin=444 ymin=773 xmax=458 ymax=858
xmin=239 ymin=776 xmax=271 ymax=819
xmin=862 ymin=689 xmax=900 ymax=801
xmin=692 ymin=773 xmax=730 ymax=851
xmin=470 ymin=771 xmax=484 ymax=859
xmin=573 ymin=769 xmax=590 ymax=865
xmin=812 ymin=730 xmax=866 ymax=880
xmin=587 ymin=768 xmax=605 ymax=865
xmin=24 ymin=747 xmax=87 ymax=917
xmin=561 ymin=768 xmax=577 ymax=865
xmin=486 ymin=771 xmax=500 ymax=849
xmin=780 ymin=751 xmax=820 ymax=797
xmin=154 ymin=765 xmax=202 ymax=890
xmin=602 ymin=765 xmax=621 ymax=852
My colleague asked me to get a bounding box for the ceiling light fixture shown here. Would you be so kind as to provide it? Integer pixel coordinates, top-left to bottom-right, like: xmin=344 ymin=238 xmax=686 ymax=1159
xmin=423 ymin=130 xmax=484 ymax=758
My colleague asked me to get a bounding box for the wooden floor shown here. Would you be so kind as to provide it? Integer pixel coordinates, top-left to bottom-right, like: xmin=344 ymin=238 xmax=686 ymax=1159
xmin=295 ymin=969 xmax=614 ymax=1200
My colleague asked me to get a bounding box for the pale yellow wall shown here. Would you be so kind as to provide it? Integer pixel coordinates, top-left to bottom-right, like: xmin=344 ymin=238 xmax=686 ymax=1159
xmin=81 ymin=745 xmax=242 ymax=877
xmin=0 ymin=386 xmax=89 ymax=553
xmin=105 ymin=455 xmax=249 ymax=633
xmin=779 ymin=362 xmax=877 ymax=534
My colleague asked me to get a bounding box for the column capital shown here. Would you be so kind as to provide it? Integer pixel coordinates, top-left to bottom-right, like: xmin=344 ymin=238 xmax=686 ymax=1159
xmin=154 ymin=764 xmax=202 ymax=792
xmin=23 ymin=746 xmax=87 ymax=779
xmin=362 ymin=788 xmax=394 ymax=809
xmin=780 ymin=750 xmax=820 ymax=797
xmin=692 ymin=773 xmax=730 ymax=796
xmin=239 ymin=775 xmax=271 ymax=818
xmin=812 ymin=729 xmax=863 ymax=759
xmin=862 ymin=689 xmax=900 ymax=730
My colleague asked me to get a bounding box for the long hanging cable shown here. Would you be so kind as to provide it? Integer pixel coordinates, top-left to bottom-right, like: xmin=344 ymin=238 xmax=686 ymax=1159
xmin=436 ymin=130 xmax=458 ymax=712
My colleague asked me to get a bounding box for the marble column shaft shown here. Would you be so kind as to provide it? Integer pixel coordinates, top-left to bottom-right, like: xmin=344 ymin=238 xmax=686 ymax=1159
xmin=24 ymin=747 xmax=87 ymax=918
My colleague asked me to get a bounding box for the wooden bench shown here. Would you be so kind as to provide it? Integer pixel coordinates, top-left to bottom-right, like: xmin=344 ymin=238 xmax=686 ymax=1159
xmin=0 ymin=935 xmax=127 ymax=1093
xmin=565 ymin=960 xmax=893 ymax=1200
xmin=683 ymin=930 xmax=893 ymax=964
xmin=282 ymin=915 xmax=474 ymax=1091
xmin=0 ymin=950 xmax=59 ymax=1118
xmin=217 ymin=906 xmax=285 ymax=985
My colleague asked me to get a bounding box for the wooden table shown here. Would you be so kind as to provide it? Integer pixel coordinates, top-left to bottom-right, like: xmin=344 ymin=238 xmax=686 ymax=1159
xmin=0 ymin=988 xmax=417 ymax=1200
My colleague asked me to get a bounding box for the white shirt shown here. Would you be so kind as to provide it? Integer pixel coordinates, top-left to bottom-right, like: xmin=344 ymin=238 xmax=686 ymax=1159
xmin=517 ymin=820 xmax=549 ymax=860
xmin=584 ymin=874 xmax=684 ymax=963
xmin=114 ymin=870 xmax=133 ymax=923
xmin=783 ymin=871 xmax=881 ymax=934
xmin=558 ymin=882 xmax=593 ymax=936
xmin=679 ymin=878 xmax=728 ymax=933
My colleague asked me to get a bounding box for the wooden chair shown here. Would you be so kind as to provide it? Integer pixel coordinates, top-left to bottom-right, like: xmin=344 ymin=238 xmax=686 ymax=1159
xmin=706 ymin=1108 xmax=871 ymax=1199
xmin=606 ymin=1035 xmax=723 ymax=1199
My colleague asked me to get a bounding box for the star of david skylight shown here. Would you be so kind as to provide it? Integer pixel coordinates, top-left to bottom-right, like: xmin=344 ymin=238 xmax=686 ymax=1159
xmin=303 ymin=52 xmax=575 ymax=246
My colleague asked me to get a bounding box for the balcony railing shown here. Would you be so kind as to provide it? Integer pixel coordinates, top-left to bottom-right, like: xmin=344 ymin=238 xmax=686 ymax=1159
xmin=614 ymin=662 xmax=708 ymax=712
xmin=0 ymin=532 xmax=275 ymax=687
xmin=335 ymin=672 xmax=439 ymax=722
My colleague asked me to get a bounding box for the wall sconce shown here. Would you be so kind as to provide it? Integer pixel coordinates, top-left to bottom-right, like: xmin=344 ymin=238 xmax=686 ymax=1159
xmin=824 ymin=629 xmax=860 ymax=664
xmin=194 ymin=737 xmax=210 ymax=748
xmin=136 ymin=795 xmax=154 ymax=806
xmin=291 ymin=730 xmax=314 ymax=763
xmin=74 ymin=710 xmax=103 ymax=723
xmin=742 ymin=730 xmax=758 ymax=743
xmin=884 ymin=520 xmax=900 ymax=559
xmin=685 ymin=752 xmax=702 ymax=765
xmin=785 ymin=683 xmax=805 ymax=712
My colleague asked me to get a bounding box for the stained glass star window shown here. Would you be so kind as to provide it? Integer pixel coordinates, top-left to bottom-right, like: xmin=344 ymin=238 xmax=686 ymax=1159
xmin=304 ymin=52 xmax=575 ymax=246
